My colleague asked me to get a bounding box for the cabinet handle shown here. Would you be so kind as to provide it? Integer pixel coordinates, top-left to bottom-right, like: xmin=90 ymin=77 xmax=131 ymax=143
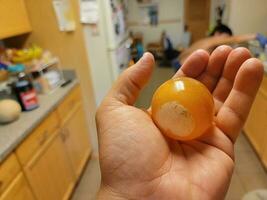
xmin=38 ymin=131 xmax=48 ymax=146
xmin=61 ymin=129 xmax=67 ymax=142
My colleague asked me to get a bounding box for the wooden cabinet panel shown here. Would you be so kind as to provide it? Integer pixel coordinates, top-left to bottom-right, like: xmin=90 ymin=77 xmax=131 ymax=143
xmin=0 ymin=154 xmax=21 ymax=195
xmin=261 ymin=141 xmax=267 ymax=168
xmin=0 ymin=173 xmax=34 ymax=200
xmin=57 ymin=86 xmax=82 ymax=124
xmin=244 ymin=91 xmax=267 ymax=155
xmin=0 ymin=0 xmax=31 ymax=39
xmin=262 ymin=144 xmax=267 ymax=168
xmin=61 ymin=104 xmax=91 ymax=179
xmin=24 ymin=134 xmax=74 ymax=200
xmin=259 ymin=76 xmax=267 ymax=167
xmin=260 ymin=75 xmax=267 ymax=96
xmin=16 ymin=111 xmax=59 ymax=166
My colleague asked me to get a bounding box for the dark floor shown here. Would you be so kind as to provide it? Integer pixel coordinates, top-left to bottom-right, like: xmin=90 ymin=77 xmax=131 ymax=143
xmin=71 ymin=66 xmax=267 ymax=200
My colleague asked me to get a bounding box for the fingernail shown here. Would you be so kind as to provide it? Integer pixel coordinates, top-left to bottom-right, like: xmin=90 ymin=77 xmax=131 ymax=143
xmin=195 ymin=49 xmax=207 ymax=55
xmin=143 ymin=52 xmax=151 ymax=57
xmin=140 ymin=52 xmax=153 ymax=63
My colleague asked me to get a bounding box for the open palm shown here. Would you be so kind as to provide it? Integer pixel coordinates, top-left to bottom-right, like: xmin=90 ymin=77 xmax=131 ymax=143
xmin=96 ymin=46 xmax=263 ymax=200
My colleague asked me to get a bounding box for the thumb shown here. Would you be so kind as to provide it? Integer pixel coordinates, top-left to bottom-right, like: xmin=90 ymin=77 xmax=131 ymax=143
xmin=108 ymin=52 xmax=155 ymax=105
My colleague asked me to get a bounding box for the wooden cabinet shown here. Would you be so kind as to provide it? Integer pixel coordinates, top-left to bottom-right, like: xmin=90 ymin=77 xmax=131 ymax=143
xmin=0 ymin=154 xmax=21 ymax=195
xmin=0 ymin=173 xmax=34 ymax=200
xmin=23 ymin=133 xmax=74 ymax=200
xmin=244 ymin=91 xmax=267 ymax=154
xmin=0 ymin=154 xmax=34 ymax=200
xmin=61 ymin=105 xmax=91 ymax=179
xmin=244 ymin=74 xmax=267 ymax=168
xmin=0 ymin=0 xmax=31 ymax=39
xmin=262 ymin=143 xmax=267 ymax=168
xmin=16 ymin=111 xmax=60 ymax=166
xmin=16 ymin=112 xmax=74 ymax=200
xmin=1 ymin=85 xmax=91 ymax=200
xmin=58 ymin=86 xmax=91 ymax=180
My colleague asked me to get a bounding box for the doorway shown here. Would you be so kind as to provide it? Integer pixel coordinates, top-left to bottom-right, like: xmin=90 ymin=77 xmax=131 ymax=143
xmin=184 ymin=0 xmax=211 ymax=43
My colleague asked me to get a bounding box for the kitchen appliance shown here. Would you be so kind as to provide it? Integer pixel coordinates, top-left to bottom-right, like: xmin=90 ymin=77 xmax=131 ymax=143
xmin=84 ymin=0 xmax=131 ymax=105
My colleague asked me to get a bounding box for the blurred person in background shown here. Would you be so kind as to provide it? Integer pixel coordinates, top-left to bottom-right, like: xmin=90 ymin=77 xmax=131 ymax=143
xmin=161 ymin=30 xmax=180 ymax=61
xmin=178 ymin=24 xmax=267 ymax=66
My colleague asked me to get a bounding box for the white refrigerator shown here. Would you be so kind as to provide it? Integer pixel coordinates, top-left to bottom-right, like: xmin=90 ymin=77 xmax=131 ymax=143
xmin=83 ymin=0 xmax=130 ymax=105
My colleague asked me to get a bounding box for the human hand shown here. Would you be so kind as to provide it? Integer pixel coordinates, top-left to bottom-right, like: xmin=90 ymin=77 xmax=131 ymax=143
xmin=96 ymin=46 xmax=263 ymax=200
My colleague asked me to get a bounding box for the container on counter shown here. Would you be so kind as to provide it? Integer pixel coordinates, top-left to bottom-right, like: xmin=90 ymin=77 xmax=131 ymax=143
xmin=29 ymin=57 xmax=65 ymax=94
xmin=8 ymin=64 xmax=25 ymax=76
xmin=13 ymin=72 xmax=39 ymax=111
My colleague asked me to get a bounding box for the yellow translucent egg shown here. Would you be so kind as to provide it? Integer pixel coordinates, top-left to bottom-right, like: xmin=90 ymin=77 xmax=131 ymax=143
xmin=151 ymin=77 xmax=214 ymax=141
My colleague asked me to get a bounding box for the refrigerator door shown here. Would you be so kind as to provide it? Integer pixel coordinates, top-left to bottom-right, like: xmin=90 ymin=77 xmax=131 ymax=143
xmin=102 ymin=0 xmax=129 ymax=50
xmin=109 ymin=39 xmax=131 ymax=80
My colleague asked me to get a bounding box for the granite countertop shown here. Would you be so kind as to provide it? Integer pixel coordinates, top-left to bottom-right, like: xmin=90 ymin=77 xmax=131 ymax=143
xmin=0 ymin=78 xmax=78 ymax=163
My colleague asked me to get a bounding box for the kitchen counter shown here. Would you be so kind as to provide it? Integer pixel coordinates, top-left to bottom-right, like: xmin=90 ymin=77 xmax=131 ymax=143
xmin=0 ymin=76 xmax=78 ymax=162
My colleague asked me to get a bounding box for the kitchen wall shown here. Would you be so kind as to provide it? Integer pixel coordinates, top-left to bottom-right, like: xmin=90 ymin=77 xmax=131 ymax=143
xmin=82 ymin=0 xmax=114 ymax=106
xmin=128 ymin=0 xmax=184 ymax=48
xmin=23 ymin=0 xmax=98 ymax=152
xmin=228 ymin=0 xmax=267 ymax=35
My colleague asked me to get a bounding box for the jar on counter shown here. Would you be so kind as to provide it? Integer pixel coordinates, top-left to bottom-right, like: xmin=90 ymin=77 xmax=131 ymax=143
xmin=13 ymin=73 xmax=39 ymax=111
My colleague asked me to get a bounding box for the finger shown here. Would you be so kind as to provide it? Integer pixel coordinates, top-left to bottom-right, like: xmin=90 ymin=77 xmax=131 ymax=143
xmin=198 ymin=45 xmax=232 ymax=92
xmin=173 ymin=49 xmax=209 ymax=78
xmin=108 ymin=52 xmax=155 ymax=105
xmin=216 ymin=58 xmax=264 ymax=142
xmin=212 ymin=48 xmax=251 ymax=113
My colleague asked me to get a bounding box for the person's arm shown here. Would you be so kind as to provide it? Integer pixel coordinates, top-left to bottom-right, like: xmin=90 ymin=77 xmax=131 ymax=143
xmin=211 ymin=33 xmax=257 ymax=46
xmin=178 ymin=39 xmax=210 ymax=65
xmin=179 ymin=34 xmax=257 ymax=64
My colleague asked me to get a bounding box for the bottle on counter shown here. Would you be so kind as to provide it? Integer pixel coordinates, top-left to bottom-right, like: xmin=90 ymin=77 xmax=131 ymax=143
xmin=13 ymin=72 xmax=39 ymax=111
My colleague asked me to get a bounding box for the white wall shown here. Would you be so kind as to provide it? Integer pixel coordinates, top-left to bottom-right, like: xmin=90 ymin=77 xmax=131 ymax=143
xmin=128 ymin=0 xmax=184 ymax=48
xmin=228 ymin=0 xmax=267 ymax=35
xmin=83 ymin=0 xmax=114 ymax=107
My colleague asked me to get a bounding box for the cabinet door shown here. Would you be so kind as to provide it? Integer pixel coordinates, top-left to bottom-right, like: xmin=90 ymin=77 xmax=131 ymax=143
xmin=61 ymin=104 xmax=91 ymax=179
xmin=24 ymin=134 xmax=74 ymax=200
xmin=261 ymin=139 xmax=267 ymax=168
xmin=185 ymin=0 xmax=210 ymax=42
xmin=0 ymin=0 xmax=31 ymax=39
xmin=244 ymin=91 xmax=267 ymax=155
xmin=0 ymin=154 xmax=21 ymax=195
xmin=0 ymin=173 xmax=34 ymax=200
